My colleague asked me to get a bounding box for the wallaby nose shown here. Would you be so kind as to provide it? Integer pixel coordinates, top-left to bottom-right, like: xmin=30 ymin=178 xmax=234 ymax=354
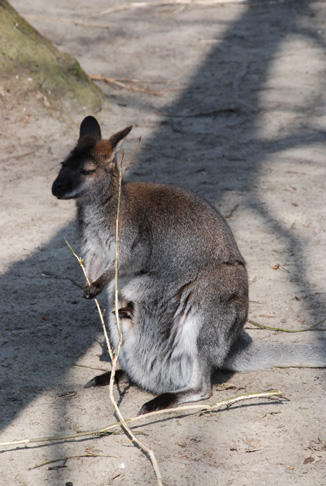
xmin=52 ymin=179 xmax=63 ymax=197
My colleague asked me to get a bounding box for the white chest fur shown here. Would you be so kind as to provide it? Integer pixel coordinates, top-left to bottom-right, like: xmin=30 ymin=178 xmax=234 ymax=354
xmin=81 ymin=207 xmax=116 ymax=280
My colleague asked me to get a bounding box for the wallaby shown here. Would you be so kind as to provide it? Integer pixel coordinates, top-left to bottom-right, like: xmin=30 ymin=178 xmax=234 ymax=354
xmin=52 ymin=116 xmax=326 ymax=415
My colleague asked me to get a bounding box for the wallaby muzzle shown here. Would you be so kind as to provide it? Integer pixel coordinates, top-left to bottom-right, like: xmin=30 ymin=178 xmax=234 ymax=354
xmin=52 ymin=175 xmax=79 ymax=199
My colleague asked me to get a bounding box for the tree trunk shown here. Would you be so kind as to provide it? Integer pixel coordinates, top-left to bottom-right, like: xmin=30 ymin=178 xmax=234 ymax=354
xmin=0 ymin=0 xmax=104 ymax=113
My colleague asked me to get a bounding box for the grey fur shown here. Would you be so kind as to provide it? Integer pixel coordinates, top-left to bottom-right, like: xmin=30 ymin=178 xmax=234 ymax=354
xmin=52 ymin=116 xmax=326 ymax=414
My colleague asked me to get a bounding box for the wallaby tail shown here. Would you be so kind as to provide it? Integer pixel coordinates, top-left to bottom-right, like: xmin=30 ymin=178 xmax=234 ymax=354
xmin=223 ymin=332 xmax=326 ymax=372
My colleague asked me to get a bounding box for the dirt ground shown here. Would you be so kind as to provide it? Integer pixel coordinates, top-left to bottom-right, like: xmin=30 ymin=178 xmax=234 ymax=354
xmin=1 ymin=0 xmax=326 ymax=485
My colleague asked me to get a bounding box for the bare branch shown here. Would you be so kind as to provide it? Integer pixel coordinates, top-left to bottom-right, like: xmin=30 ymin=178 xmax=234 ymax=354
xmin=248 ymin=318 xmax=326 ymax=333
xmin=109 ymin=149 xmax=164 ymax=486
xmin=65 ymin=240 xmax=113 ymax=362
xmin=0 ymin=390 xmax=284 ymax=448
xmin=89 ymin=74 xmax=162 ymax=96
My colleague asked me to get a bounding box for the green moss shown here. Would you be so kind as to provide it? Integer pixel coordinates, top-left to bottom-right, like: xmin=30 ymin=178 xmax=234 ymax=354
xmin=0 ymin=0 xmax=105 ymax=113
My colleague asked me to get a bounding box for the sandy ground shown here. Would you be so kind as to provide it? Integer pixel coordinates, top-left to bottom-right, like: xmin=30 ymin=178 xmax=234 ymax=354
xmin=1 ymin=0 xmax=326 ymax=484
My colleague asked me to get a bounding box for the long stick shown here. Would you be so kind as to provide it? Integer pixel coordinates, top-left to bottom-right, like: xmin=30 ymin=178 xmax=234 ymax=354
xmin=90 ymin=1 xmax=249 ymax=18
xmin=65 ymin=240 xmax=113 ymax=362
xmin=248 ymin=318 xmax=326 ymax=333
xmin=89 ymin=74 xmax=161 ymax=96
xmin=109 ymin=153 xmax=163 ymax=486
xmin=0 ymin=390 xmax=283 ymax=448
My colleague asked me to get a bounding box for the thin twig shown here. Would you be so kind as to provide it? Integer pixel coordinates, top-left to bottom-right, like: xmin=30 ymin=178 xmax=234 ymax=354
xmin=271 ymin=263 xmax=291 ymax=274
xmin=0 ymin=390 xmax=284 ymax=448
xmin=89 ymin=74 xmax=162 ymax=96
xmin=25 ymin=14 xmax=110 ymax=29
xmin=124 ymin=136 xmax=142 ymax=172
xmin=224 ymin=203 xmax=239 ymax=219
xmin=248 ymin=318 xmax=326 ymax=333
xmin=73 ymin=364 xmax=108 ymax=372
xmin=109 ymin=151 xmax=163 ymax=486
xmin=41 ymin=271 xmax=83 ymax=289
xmin=65 ymin=240 xmax=113 ymax=362
xmin=29 ymin=452 xmax=118 ymax=470
xmin=90 ymin=1 xmax=249 ymax=17
xmin=156 ymin=106 xmax=241 ymax=118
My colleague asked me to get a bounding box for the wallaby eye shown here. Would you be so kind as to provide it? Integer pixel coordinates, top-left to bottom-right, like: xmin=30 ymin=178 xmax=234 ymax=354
xmin=81 ymin=168 xmax=96 ymax=176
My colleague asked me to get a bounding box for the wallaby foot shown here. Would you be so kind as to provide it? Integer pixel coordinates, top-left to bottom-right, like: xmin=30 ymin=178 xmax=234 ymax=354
xmin=138 ymin=387 xmax=212 ymax=415
xmin=84 ymin=369 xmax=127 ymax=388
xmin=138 ymin=393 xmax=179 ymax=415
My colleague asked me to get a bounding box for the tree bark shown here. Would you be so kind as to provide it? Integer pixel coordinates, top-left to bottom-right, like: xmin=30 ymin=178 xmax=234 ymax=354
xmin=0 ymin=0 xmax=105 ymax=113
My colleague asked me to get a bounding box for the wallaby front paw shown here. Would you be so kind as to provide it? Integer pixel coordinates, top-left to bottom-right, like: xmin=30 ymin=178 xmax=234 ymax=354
xmin=83 ymin=283 xmax=100 ymax=299
xmin=84 ymin=370 xmax=127 ymax=388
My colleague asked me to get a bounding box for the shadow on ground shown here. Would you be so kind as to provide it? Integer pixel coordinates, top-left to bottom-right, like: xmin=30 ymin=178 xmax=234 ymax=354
xmin=1 ymin=0 xmax=325 ymax=440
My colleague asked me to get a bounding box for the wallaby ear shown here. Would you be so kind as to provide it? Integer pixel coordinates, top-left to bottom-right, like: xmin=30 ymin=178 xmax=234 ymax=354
xmin=92 ymin=125 xmax=133 ymax=171
xmin=109 ymin=126 xmax=133 ymax=150
xmin=79 ymin=116 xmax=102 ymax=143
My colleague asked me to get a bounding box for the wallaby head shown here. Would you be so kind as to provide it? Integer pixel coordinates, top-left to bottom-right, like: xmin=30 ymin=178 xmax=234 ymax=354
xmin=52 ymin=116 xmax=132 ymax=201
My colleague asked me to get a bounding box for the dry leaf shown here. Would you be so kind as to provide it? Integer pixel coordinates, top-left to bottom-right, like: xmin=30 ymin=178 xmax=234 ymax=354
xmin=303 ymin=456 xmax=315 ymax=465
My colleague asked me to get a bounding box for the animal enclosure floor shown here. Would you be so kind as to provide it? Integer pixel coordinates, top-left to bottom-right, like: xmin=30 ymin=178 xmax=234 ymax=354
xmin=0 ymin=1 xmax=326 ymax=485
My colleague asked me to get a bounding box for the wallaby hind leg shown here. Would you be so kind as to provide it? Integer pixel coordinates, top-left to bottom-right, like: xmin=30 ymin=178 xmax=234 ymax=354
xmin=138 ymin=367 xmax=212 ymax=415
xmin=138 ymin=387 xmax=212 ymax=415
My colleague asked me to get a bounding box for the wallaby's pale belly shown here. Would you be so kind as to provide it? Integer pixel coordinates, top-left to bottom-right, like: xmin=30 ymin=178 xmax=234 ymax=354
xmin=106 ymin=279 xmax=201 ymax=394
